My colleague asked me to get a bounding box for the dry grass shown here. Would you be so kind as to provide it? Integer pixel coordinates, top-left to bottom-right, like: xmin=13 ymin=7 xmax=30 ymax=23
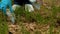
xmin=0 ymin=0 xmax=60 ymax=34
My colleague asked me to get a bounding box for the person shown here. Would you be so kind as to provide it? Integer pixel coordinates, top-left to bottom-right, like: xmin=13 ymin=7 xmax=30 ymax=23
xmin=0 ymin=0 xmax=15 ymax=24
xmin=12 ymin=0 xmax=37 ymax=12
xmin=0 ymin=0 xmax=13 ymax=14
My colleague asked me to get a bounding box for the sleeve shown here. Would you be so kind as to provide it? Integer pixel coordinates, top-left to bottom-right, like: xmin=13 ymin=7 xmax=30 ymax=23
xmin=9 ymin=0 xmax=13 ymax=13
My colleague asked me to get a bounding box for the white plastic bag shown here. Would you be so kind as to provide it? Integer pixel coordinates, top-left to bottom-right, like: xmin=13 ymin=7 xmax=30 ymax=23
xmin=29 ymin=0 xmax=36 ymax=3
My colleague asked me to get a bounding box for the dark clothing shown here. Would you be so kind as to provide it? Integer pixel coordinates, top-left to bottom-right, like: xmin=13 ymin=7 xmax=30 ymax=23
xmin=14 ymin=0 xmax=32 ymax=6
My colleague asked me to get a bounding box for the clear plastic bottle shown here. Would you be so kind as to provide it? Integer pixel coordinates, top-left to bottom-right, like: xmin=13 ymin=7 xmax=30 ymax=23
xmin=6 ymin=9 xmax=15 ymax=24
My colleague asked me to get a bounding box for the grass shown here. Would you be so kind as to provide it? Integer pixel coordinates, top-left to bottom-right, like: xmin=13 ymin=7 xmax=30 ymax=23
xmin=0 ymin=11 xmax=8 ymax=34
xmin=14 ymin=5 xmax=60 ymax=34
xmin=0 ymin=0 xmax=60 ymax=34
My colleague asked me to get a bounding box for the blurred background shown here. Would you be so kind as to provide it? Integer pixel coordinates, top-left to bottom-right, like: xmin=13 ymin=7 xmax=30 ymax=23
xmin=0 ymin=0 xmax=60 ymax=34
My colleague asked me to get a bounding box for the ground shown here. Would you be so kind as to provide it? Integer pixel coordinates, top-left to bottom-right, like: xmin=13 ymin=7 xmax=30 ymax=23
xmin=8 ymin=0 xmax=60 ymax=34
xmin=0 ymin=0 xmax=60 ymax=34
